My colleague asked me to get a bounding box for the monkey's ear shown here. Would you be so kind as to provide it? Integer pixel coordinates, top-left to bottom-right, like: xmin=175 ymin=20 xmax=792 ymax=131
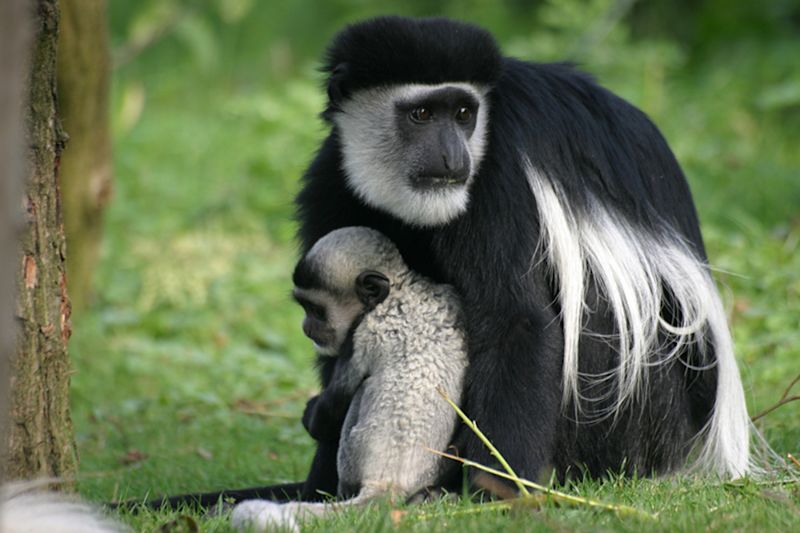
xmin=355 ymin=270 xmax=390 ymax=309
xmin=327 ymin=63 xmax=349 ymax=105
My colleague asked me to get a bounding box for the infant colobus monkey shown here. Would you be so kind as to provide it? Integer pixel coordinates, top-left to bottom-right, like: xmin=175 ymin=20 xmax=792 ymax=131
xmin=231 ymin=226 xmax=467 ymax=531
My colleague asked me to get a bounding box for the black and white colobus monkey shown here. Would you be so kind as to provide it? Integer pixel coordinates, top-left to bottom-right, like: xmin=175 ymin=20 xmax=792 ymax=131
xmin=292 ymin=15 xmax=751 ymax=496
xmin=136 ymin=16 xmax=752 ymax=510
xmin=231 ymin=226 xmax=467 ymax=531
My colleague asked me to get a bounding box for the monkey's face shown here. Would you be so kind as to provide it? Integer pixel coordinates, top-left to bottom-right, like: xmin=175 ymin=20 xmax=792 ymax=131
xmin=293 ymin=227 xmax=396 ymax=355
xmin=293 ymin=269 xmax=390 ymax=356
xmin=332 ymin=83 xmax=490 ymax=227
xmin=292 ymin=287 xmax=364 ymax=356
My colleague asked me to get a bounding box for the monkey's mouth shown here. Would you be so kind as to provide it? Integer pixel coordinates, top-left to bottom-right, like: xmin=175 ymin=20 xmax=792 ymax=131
xmin=409 ymin=174 xmax=468 ymax=190
xmin=310 ymin=337 xmax=338 ymax=355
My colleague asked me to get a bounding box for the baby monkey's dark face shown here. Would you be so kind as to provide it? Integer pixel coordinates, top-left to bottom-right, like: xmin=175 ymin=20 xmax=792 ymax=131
xmin=292 ymin=269 xmax=390 ymax=356
xmin=292 ymin=287 xmax=363 ymax=356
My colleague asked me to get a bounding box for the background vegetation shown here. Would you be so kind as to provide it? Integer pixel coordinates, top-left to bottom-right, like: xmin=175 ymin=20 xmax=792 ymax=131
xmin=68 ymin=0 xmax=799 ymax=530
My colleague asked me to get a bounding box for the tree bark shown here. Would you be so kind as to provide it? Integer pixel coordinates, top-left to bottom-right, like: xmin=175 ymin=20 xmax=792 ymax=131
xmin=0 ymin=0 xmax=33 ymax=482
xmin=57 ymin=0 xmax=112 ymax=313
xmin=6 ymin=0 xmax=78 ymax=484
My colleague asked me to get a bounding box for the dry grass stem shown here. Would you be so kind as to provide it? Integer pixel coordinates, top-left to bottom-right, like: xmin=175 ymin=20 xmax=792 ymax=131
xmin=788 ymin=454 xmax=800 ymax=469
xmin=751 ymin=373 xmax=800 ymax=422
xmin=433 ymin=388 xmax=657 ymax=521
xmin=428 ymin=448 xmax=656 ymax=519
xmin=437 ymin=387 xmax=530 ymax=496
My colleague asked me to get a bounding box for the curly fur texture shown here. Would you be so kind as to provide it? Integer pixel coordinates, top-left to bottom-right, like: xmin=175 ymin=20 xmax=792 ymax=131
xmin=232 ymin=227 xmax=468 ymax=531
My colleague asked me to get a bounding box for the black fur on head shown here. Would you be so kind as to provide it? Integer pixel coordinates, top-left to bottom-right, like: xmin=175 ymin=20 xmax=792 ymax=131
xmin=292 ymin=256 xmax=322 ymax=290
xmin=322 ymin=16 xmax=503 ymax=116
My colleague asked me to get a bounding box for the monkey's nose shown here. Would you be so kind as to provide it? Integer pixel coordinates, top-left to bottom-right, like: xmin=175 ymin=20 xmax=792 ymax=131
xmin=442 ymin=153 xmax=452 ymax=170
xmin=441 ymin=153 xmax=469 ymax=181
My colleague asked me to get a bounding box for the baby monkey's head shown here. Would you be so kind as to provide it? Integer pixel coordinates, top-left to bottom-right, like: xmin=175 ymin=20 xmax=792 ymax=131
xmin=292 ymin=227 xmax=408 ymax=355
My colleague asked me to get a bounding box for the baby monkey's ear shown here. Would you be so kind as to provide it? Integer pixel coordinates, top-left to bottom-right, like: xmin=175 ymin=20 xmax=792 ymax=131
xmin=355 ymin=270 xmax=390 ymax=310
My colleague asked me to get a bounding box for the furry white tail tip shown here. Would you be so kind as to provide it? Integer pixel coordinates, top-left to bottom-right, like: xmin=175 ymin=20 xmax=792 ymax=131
xmin=231 ymin=500 xmax=300 ymax=533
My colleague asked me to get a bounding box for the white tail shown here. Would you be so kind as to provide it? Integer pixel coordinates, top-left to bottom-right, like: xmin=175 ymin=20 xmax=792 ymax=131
xmin=231 ymin=485 xmax=394 ymax=532
xmin=525 ymin=162 xmax=751 ymax=478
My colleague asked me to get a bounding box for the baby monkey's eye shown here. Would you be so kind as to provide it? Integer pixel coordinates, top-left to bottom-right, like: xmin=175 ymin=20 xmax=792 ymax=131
xmin=455 ymin=106 xmax=472 ymax=123
xmin=409 ymin=107 xmax=433 ymax=123
xmin=295 ymin=294 xmax=327 ymax=321
xmin=304 ymin=302 xmax=326 ymax=321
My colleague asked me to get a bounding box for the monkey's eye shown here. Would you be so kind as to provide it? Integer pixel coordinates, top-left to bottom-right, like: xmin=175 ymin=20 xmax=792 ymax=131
xmin=295 ymin=295 xmax=326 ymax=321
xmin=304 ymin=302 xmax=326 ymax=321
xmin=409 ymin=107 xmax=433 ymax=123
xmin=455 ymin=107 xmax=473 ymax=123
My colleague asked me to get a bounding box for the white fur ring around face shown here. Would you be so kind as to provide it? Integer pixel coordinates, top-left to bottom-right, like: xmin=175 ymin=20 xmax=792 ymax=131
xmin=230 ymin=500 xmax=300 ymax=533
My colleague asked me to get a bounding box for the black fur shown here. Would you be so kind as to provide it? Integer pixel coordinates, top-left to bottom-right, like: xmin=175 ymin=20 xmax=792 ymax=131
xmin=296 ymin=16 xmax=716 ymax=493
xmin=354 ymin=271 xmax=390 ymax=309
xmin=107 ymin=483 xmax=306 ymax=510
xmin=292 ymin=254 xmax=323 ymax=291
xmin=322 ymin=16 xmax=502 ymax=115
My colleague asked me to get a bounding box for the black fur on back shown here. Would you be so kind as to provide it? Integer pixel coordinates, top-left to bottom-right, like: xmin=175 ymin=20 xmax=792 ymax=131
xmin=323 ymin=17 xmax=502 ymax=111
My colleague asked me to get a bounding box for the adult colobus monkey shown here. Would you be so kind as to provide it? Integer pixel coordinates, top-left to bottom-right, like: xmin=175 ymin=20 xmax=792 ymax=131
xmin=142 ymin=15 xmax=753 ymax=509
xmin=293 ymin=15 xmax=751 ymax=496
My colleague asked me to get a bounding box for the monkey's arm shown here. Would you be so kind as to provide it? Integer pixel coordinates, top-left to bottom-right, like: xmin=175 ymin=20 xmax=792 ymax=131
xmin=296 ymin=353 xmax=342 ymax=501
xmin=306 ymin=354 xmax=369 ymax=442
xmin=454 ymin=268 xmax=565 ymax=489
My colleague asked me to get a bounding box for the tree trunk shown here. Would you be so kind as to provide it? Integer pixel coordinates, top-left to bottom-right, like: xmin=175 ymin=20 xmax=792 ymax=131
xmin=6 ymin=0 xmax=78 ymax=484
xmin=57 ymin=0 xmax=112 ymax=313
xmin=0 ymin=0 xmax=33 ymax=482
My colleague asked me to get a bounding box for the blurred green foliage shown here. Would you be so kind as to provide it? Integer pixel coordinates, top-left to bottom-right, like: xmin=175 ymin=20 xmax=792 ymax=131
xmin=69 ymin=0 xmax=799 ymax=530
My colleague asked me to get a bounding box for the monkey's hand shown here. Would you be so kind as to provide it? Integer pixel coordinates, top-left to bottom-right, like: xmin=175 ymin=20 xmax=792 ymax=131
xmin=301 ymin=395 xmax=320 ymax=435
xmin=303 ymin=394 xmax=343 ymax=443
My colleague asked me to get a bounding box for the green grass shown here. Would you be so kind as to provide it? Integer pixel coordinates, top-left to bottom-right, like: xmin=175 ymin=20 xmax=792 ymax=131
xmin=107 ymin=476 xmax=800 ymax=532
xmin=71 ymin=76 xmax=326 ymax=503
xmin=71 ymin=6 xmax=799 ymax=531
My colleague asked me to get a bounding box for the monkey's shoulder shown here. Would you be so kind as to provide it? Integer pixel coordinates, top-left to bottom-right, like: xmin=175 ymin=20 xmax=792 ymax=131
xmin=352 ymin=276 xmax=467 ymax=362
xmin=372 ymin=278 xmax=463 ymax=330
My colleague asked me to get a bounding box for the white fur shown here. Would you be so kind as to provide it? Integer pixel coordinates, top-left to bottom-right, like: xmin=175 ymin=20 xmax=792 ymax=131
xmin=231 ymin=500 xmax=300 ymax=532
xmin=525 ymin=162 xmax=751 ymax=478
xmin=233 ymin=227 xmax=467 ymax=531
xmin=0 ymin=482 xmax=125 ymax=533
xmin=230 ymin=493 xmax=377 ymax=532
xmin=334 ymin=83 xmax=489 ymax=227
